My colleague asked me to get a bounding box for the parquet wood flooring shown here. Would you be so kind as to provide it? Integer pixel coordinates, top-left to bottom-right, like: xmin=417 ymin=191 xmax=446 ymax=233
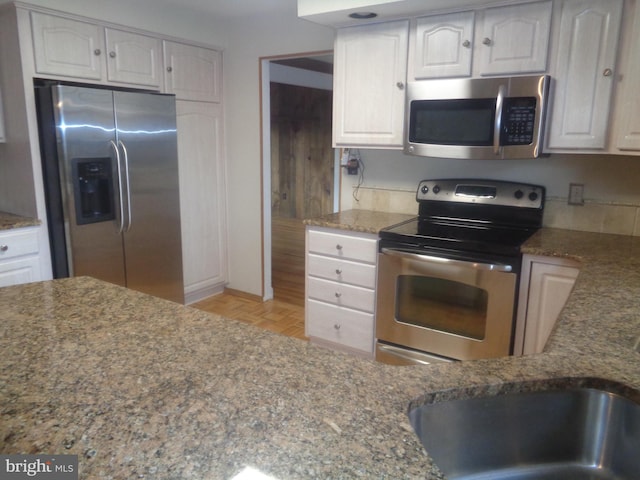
xmin=271 ymin=216 xmax=306 ymax=306
xmin=192 ymin=292 xmax=307 ymax=341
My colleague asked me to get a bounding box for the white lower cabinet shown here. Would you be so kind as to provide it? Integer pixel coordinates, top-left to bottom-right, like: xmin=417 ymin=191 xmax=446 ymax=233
xmin=514 ymin=254 xmax=581 ymax=356
xmin=305 ymin=226 xmax=377 ymax=357
xmin=0 ymin=227 xmax=42 ymax=287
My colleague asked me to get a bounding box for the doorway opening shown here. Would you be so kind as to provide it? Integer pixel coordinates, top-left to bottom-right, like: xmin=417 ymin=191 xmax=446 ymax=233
xmin=260 ymin=52 xmax=336 ymax=305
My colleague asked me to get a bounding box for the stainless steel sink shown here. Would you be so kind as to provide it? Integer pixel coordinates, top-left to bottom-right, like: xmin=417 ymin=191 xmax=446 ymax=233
xmin=409 ymin=385 xmax=640 ymax=480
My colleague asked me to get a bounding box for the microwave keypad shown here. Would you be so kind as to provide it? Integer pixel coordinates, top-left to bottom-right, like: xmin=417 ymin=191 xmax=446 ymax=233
xmin=501 ymin=98 xmax=537 ymax=145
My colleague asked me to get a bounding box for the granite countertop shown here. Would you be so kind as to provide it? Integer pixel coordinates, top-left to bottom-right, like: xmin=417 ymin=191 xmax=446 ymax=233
xmin=0 ymin=211 xmax=40 ymax=230
xmin=303 ymin=209 xmax=415 ymax=234
xmin=0 ymin=225 xmax=639 ymax=479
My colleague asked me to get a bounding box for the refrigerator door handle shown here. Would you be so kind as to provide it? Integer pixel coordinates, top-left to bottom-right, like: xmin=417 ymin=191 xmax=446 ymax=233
xmin=118 ymin=140 xmax=133 ymax=232
xmin=109 ymin=140 xmax=126 ymax=234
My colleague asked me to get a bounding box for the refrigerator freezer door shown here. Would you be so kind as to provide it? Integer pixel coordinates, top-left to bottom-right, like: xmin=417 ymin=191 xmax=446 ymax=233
xmin=53 ymin=85 xmax=127 ymax=286
xmin=113 ymin=91 xmax=184 ymax=303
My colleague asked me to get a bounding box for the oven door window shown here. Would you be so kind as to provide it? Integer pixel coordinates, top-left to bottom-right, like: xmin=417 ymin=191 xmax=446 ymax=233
xmin=395 ymin=275 xmax=488 ymax=340
xmin=409 ymin=98 xmax=496 ymax=146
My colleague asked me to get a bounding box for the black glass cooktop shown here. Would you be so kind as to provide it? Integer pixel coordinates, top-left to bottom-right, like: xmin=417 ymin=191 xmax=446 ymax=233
xmin=379 ymin=217 xmax=539 ymax=258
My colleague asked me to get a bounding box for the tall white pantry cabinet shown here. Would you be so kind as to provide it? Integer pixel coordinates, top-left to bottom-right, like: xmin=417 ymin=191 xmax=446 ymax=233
xmin=0 ymin=4 xmax=227 ymax=301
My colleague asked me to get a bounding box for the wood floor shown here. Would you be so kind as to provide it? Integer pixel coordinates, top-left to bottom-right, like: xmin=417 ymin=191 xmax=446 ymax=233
xmin=192 ymin=215 xmax=307 ymax=341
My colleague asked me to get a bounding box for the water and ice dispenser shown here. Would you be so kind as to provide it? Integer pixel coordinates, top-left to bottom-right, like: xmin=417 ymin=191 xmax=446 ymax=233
xmin=71 ymin=158 xmax=115 ymax=225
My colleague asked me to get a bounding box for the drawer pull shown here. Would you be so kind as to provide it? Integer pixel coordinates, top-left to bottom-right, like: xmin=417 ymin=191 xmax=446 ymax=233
xmin=335 ymin=244 xmax=343 ymax=250
xmin=0 ymin=245 xmax=8 ymax=252
xmin=334 ymin=292 xmax=342 ymax=298
xmin=335 ymin=268 xmax=342 ymax=275
xmin=334 ymin=323 xmax=341 ymax=331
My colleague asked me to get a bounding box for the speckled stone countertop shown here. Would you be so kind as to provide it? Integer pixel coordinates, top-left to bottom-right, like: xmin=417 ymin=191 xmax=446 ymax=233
xmin=303 ymin=209 xmax=415 ymax=234
xmin=0 ymin=211 xmax=40 ymax=230
xmin=1 ymin=226 xmax=639 ymax=479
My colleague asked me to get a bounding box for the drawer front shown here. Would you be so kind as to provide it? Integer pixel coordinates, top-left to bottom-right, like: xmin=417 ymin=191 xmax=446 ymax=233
xmin=306 ymin=299 xmax=374 ymax=353
xmin=0 ymin=257 xmax=42 ymax=287
xmin=307 ymin=254 xmax=376 ymax=289
xmin=0 ymin=228 xmax=39 ymax=260
xmin=307 ymin=229 xmax=377 ymax=263
xmin=307 ymin=276 xmax=375 ymax=313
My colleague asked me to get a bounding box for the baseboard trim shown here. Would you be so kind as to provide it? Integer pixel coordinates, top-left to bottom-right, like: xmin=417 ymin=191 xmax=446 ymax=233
xmin=223 ymin=287 xmax=263 ymax=303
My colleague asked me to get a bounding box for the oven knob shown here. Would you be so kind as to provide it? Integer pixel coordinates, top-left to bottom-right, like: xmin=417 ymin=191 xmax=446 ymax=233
xmin=421 ymin=185 xmax=429 ymax=194
xmin=529 ymin=191 xmax=539 ymax=202
xmin=433 ymin=185 xmax=441 ymax=194
xmin=514 ymin=190 xmax=524 ymax=199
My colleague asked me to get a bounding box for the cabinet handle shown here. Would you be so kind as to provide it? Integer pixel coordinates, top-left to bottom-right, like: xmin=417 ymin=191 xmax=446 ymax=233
xmin=334 ymin=292 xmax=342 ymax=298
xmin=0 ymin=245 xmax=8 ymax=252
xmin=482 ymin=37 xmax=492 ymax=46
xmin=335 ymin=244 xmax=343 ymax=250
xmin=93 ymin=48 xmax=101 ymax=56
xmin=109 ymin=51 xmax=116 ymax=58
xmin=603 ymin=68 xmax=613 ymax=77
xmin=335 ymin=268 xmax=342 ymax=275
xmin=396 ymin=81 xmax=404 ymax=90
xmin=334 ymin=323 xmax=341 ymax=331
xmin=166 ymin=66 xmax=173 ymax=72
xmin=462 ymin=40 xmax=471 ymax=48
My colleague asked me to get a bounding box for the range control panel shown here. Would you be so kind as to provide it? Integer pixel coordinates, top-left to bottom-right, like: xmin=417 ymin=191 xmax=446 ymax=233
xmin=416 ymin=179 xmax=545 ymax=209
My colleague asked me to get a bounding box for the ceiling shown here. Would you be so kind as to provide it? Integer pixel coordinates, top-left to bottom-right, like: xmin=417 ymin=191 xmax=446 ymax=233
xmin=153 ymin=0 xmax=295 ymax=19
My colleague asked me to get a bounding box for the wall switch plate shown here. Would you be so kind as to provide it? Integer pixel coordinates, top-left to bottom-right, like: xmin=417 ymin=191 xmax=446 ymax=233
xmin=568 ymin=183 xmax=584 ymax=205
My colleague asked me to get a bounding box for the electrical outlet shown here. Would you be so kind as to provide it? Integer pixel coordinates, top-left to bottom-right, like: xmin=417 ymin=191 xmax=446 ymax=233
xmin=568 ymin=183 xmax=584 ymax=205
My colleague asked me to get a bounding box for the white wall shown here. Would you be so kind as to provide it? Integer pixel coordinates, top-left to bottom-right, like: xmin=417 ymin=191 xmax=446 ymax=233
xmin=222 ymin=7 xmax=334 ymax=296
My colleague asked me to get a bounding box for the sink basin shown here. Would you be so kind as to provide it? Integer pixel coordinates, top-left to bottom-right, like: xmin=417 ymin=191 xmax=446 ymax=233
xmin=409 ymin=384 xmax=640 ymax=480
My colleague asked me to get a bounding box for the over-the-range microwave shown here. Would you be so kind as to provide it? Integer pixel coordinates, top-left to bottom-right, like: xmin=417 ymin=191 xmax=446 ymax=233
xmin=404 ymin=75 xmax=550 ymax=160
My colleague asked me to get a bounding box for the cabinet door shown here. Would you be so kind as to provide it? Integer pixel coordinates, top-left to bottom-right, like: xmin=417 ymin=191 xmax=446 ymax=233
xmin=546 ymin=0 xmax=623 ymax=149
xmin=333 ymin=20 xmax=408 ymax=148
xmin=477 ymin=1 xmax=552 ymax=76
xmin=30 ymin=12 xmax=104 ymax=80
xmin=164 ymin=41 xmax=222 ymax=102
xmin=521 ymin=261 xmax=579 ymax=355
xmin=413 ymin=11 xmax=474 ymax=79
xmin=176 ymin=101 xmax=227 ymax=302
xmin=105 ymin=28 xmax=162 ymax=87
xmin=615 ymin=2 xmax=640 ymax=151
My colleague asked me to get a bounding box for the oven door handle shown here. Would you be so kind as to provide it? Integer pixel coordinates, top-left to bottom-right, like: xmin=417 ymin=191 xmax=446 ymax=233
xmin=380 ymin=248 xmax=513 ymax=273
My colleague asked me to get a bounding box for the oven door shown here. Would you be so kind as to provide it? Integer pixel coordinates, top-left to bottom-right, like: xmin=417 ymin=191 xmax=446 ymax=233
xmin=376 ymin=248 xmax=518 ymax=362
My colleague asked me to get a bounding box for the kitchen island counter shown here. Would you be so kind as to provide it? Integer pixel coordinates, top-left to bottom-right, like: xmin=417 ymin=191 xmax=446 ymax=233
xmin=1 ymin=224 xmax=639 ymax=479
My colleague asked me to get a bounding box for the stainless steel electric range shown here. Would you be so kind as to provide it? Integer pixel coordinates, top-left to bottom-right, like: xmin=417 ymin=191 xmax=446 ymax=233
xmin=375 ymin=178 xmax=545 ymax=365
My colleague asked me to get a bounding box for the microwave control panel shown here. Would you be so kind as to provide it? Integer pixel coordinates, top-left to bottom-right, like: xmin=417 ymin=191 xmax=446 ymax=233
xmin=501 ymin=97 xmax=537 ymax=146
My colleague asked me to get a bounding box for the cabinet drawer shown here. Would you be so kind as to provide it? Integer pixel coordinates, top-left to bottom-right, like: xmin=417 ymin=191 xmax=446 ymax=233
xmin=307 ymin=276 xmax=375 ymax=313
xmin=306 ymin=299 xmax=374 ymax=353
xmin=307 ymin=229 xmax=377 ymax=263
xmin=307 ymin=253 xmax=376 ymax=288
xmin=0 ymin=228 xmax=39 ymax=260
xmin=0 ymin=257 xmax=42 ymax=288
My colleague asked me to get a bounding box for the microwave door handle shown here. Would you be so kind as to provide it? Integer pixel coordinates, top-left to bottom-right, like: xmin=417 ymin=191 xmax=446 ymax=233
xmin=494 ymin=84 xmax=506 ymax=155
xmin=381 ymin=248 xmax=513 ymax=273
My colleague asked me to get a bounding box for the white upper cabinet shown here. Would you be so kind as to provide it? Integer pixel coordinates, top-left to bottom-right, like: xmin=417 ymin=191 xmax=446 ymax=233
xmin=477 ymin=1 xmax=552 ymax=76
xmin=412 ymin=11 xmax=475 ymax=79
xmin=333 ymin=20 xmax=409 ymax=148
xmin=410 ymin=1 xmax=551 ymax=80
xmin=104 ymin=28 xmax=162 ymax=87
xmin=163 ymin=41 xmax=222 ymax=103
xmin=30 ymin=11 xmax=162 ymax=88
xmin=546 ymin=0 xmax=623 ymax=150
xmin=31 ymin=12 xmax=104 ymax=80
xmin=613 ymin=0 xmax=640 ymax=151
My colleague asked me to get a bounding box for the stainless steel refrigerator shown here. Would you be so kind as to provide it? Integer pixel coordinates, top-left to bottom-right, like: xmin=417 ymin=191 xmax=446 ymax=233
xmin=36 ymin=83 xmax=184 ymax=303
